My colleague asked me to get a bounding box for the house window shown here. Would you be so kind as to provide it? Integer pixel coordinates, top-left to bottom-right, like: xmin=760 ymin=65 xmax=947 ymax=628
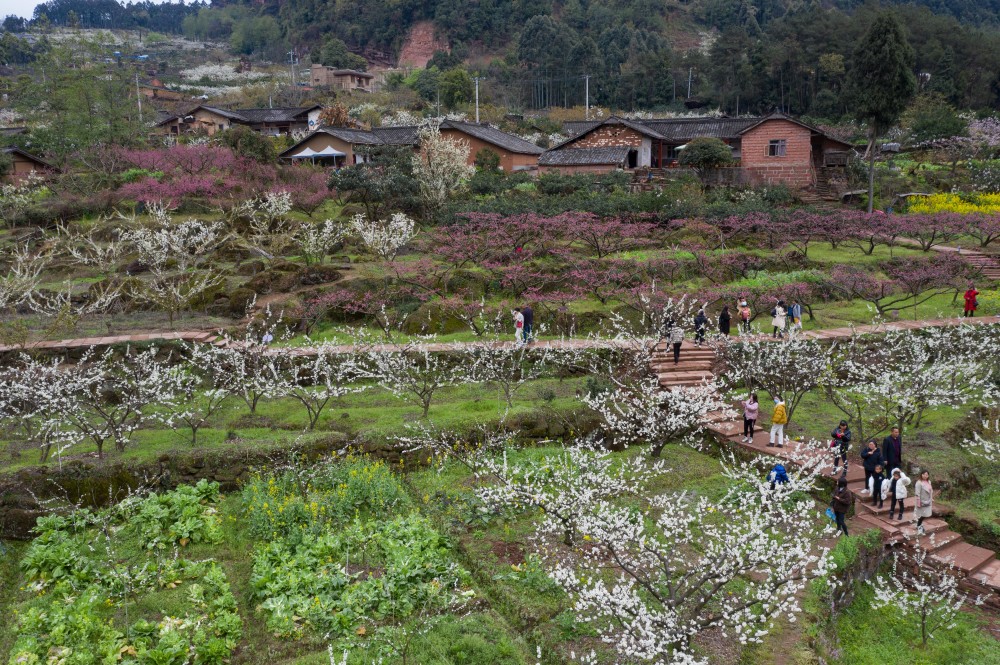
xmin=767 ymin=139 xmax=787 ymax=157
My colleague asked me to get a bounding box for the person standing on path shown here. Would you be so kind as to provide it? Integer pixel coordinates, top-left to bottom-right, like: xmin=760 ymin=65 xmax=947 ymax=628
xmin=771 ymin=301 xmax=787 ymax=339
xmin=830 ymin=420 xmax=852 ymax=477
xmin=886 ymin=468 xmax=910 ymax=521
xmin=831 ymin=477 xmax=853 ymax=536
xmin=870 ymin=463 xmax=886 ymax=508
xmin=521 ymin=304 xmax=534 ymax=343
xmin=914 ymin=470 xmax=934 ymax=535
xmin=882 ymin=427 xmax=903 ymax=473
xmin=742 ymin=393 xmax=759 ymax=443
xmin=669 ymin=320 xmax=684 ymax=365
xmin=769 ymin=395 xmax=787 ymax=448
xmin=513 ymin=308 xmax=525 ymax=345
xmin=964 ymin=284 xmax=979 ymax=317
xmin=693 ymin=309 xmax=709 ymax=346
xmin=738 ymin=301 xmax=752 ymax=334
xmin=719 ymin=305 xmax=731 ymax=336
xmin=860 ymin=440 xmax=883 ymax=495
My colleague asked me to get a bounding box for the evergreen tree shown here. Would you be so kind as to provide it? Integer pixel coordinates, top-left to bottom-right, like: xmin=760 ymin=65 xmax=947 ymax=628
xmin=845 ymin=12 xmax=916 ymax=212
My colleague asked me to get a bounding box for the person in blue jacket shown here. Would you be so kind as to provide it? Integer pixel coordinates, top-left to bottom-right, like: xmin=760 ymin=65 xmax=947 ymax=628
xmin=768 ymin=463 xmax=789 ymax=490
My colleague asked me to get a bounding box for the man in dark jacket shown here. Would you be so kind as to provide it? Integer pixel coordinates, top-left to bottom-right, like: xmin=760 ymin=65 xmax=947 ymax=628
xmin=882 ymin=427 xmax=903 ymax=472
xmin=693 ymin=309 xmax=708 ymax=346
xmin=831 ymin=420 xmax=852 ymax=476
xmin=522 ymin=304 xmax=534 ymax=343
xmin=860 ymin=440 xmax=883 ymax=495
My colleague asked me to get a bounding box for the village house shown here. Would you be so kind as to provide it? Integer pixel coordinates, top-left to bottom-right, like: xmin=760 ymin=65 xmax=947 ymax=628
xmin=154 ymin=105 xmax=323 ymax=137
xmin=279 ymin=121 xmax=544 ymax=171
xmin=1 ymin=146 xmax=54 ymax=184
xmin=544 ymin=113 xmax=853 ymax=191
xmin=309 ymin=66 xmax=375 ymax=92
xmin=138 ymin=78 xmax=188 ymax=103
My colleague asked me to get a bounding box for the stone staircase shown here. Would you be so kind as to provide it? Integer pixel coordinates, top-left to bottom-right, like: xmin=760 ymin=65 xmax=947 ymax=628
xmin=650 ymin=341 xmax=716 ymax=388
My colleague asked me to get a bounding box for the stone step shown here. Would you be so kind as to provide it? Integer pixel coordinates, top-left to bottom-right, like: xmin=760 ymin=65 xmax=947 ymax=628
xmin=853 ymin=513 xmax=899 ymax=537
xmin=911 ymin=529 xmax=963 ymax=553
xmin=969 ymin=559 xmax=1000 ymax=591
xmin=897 ymin=517 xmax=948 ymax=539
xmin=931 ymin=542 xmax=996 ymax=574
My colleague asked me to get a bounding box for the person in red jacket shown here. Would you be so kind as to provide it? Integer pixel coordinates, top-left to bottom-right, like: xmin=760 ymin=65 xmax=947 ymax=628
xmin=964 ymin=284 xmax=979 ymax=317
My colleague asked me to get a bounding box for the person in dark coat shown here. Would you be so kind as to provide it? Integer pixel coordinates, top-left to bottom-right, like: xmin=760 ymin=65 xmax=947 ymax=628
xmin=830 ymin=420 xmax=852 ymax=476
xmin=860 ymin=440 xmax=883 ymax=496
xmin=719 ymin=305 xmax=731 ymax=335
xmin=521 ymin=304 xmax=534 ymax=343
xmin=882 ymin=427 xmax=902 ymax=472
xmin=693 ymin=309 xmax=709 ymax=346
xmin=831 ymin=477 xmax=853 ymax=536
xmin=870 ymin=464 xmax=886 ymax=508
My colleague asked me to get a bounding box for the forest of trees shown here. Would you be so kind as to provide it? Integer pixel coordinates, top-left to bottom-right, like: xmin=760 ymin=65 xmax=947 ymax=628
xmin=4 ymin=0 xmax=1000 ymax=115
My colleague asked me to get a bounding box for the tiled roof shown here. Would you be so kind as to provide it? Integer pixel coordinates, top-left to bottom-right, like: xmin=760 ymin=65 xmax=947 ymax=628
xmin=2 ymin=146 xmax=55 ymax=169
xmin=440 ymin=120 xmax=545 ymax=154
xmin=539 ymin=147 xmax=629 ymax=166
xmin=371 ymin=126 xmax=421 ymax=145
xmin=642 ymin=117 xmax=760 ymax=141
xmin=235 ymin=106 xmax=320 ymax=123
xmin=562 ymin=121 xmax=601 ymax=137
xmin=321 ymin=127 xmax=385 ymax=145
xmin=316 ymin=67 xmax=375 ymax=78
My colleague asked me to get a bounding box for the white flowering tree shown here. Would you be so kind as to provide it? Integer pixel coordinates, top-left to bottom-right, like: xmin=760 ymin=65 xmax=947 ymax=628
xmin=274 ymin=344 xmax=367 ymax=430
xmin=57 ymin=223 xmax=125 ymax=275
xmin=869 ymin=547 xmax=980 ymax=647
xmin=825 ymin=325 xmax=999 ymax=442
xmin=538 ymin=458 xmax=832 ymax=663
xmin=349 ymin=211 xmax=416 ymax=260
xmin=0 ymin=357 xmax=81 ymax=464
xmin=0 ymin=244 xmax=46 ymax=311
xmin=0 ymin=172 xmax=46 ymax=228
xmin=412 ymin=125 xmax=474 ymax=215
xmin=476 ymin=440 xmax=666 ymax=546
xmin=396 ymin=422 xmax=517 ymax=477
xmin=466 ymin=336 xmax=573 ymax=409
xmin=122 ymin=219 xmax=225 ymax=326
xmin=294 ymin=218 xmax=345 ymax=265
xmin=583 ymin=377 xmax=732 ymax=457
xmin=366 ymin=341 xmax=469 ymax=418
xmin=718 ymin=332 xmax=832 ymax=425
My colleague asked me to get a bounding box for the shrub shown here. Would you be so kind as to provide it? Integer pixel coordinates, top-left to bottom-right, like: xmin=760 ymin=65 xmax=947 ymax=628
xmin=679 ymin=137 xmax=734 ymax=170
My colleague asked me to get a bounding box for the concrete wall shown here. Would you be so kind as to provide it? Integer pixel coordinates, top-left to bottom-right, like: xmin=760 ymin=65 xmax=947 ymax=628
xmin=740 ymin=119 xmax=815 ymax=188
xmin=439 ymin=128 xmax=540 ymax=171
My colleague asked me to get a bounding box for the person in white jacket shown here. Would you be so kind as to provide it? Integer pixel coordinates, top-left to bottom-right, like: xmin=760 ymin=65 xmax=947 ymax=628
xmin=882 ymin=468 xmax=910 ymax=521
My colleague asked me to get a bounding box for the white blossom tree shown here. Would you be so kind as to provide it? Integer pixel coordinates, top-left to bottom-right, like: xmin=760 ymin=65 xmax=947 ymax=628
xmin=466 ymin=336 xmax=575 ymax=410
xmin=366 ymin=340 xmax=469 ymax=418
xmin=869 ymin=547 xmax=980 ymax=647
xmin=537 ymin=458 xmax=833 ymax=663
xmin=582 ymin=377 xmax=732 ymax=457
xmin=274 ymin=344 xmax=367 ymax=430
xmin=349 ymin=211 xmax=416 ymax=261
xmin=0 ymin=357 xmax=82 ymax=464
xmin=0 ymin=244 xmax=47 ymax=310
xmin=396 ymin=422 xmax=517 ymax=477
xmin=294 ymin=218 xmax=346 ymax=265
xmin=412 ymin=125 xmax=474 ymax=215
xmin=0 ymin=172 xmax=45 ymax=228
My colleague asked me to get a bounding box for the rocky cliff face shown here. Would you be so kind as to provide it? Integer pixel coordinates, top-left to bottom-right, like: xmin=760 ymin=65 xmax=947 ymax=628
xmin=397 ymin=21 xmax=449 ymax=68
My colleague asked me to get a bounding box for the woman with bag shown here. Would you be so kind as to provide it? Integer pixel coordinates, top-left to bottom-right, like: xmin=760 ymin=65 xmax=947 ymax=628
xmin=964 ymin=284 xmax=979 ymax=317
xmin=914 ymin=470 xmax=934 ymax=535
xmin=831 ymin=477 xmax=852 ymax=536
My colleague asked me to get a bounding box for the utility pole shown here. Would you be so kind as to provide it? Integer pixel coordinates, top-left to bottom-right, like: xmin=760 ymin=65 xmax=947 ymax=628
xmin=687 ymin=67 xmax=692 ymax=98
xmin=288 ymin=49 xmax=297 ymax=89
xmin=583 ymin=74 xmax=590 ymax=120
xmin=135 ymin=71 xmax=143 ymax=124
xmin=473 ymin=76 xmax=481 ymax=123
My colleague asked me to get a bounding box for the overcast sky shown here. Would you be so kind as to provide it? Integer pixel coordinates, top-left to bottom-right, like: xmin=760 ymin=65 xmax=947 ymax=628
xmin=5 ymin=0 xmax=183 ymax=19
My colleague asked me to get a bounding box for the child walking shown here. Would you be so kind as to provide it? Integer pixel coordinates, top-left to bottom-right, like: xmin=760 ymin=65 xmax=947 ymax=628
xmin=914 ymin=470 xmax=934 ymax=535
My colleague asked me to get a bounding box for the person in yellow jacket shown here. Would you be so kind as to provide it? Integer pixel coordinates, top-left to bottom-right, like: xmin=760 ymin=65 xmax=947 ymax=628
xmin=769 ymin=396 xmax=788 ymax=448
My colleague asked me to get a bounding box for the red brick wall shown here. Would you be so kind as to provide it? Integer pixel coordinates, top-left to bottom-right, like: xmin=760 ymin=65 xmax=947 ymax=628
xmin=571 ymin=125 xmax=644 ymax=149
xmin=439 ymin=128 xmax=540 ymax=171
xmin=741 ymin=119 xmax=814 ymax=187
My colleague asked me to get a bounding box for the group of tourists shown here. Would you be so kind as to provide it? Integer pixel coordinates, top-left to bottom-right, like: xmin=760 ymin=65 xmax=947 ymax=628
xmin=664 ymin=299 xmax=805 ymax=364
xmin=753 ymin=398 xmax=934 ymax=538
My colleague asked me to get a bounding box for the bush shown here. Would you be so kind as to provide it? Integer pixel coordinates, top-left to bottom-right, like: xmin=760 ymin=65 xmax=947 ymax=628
xmin=679 ymin=137 xmax=734 ymax=170
xmin=216 ymin=125 xmax=277 ymax=163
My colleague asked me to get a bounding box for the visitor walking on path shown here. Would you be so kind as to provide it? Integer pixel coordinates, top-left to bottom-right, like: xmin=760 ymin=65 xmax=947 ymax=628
xmin=882 ymin=427 xmax=903 ymax=472
xmin=870 ymin=464 xmax=886 ymax=508
xmin=788 ymin=300 xmax=803 ymax=331
xmin=521 ymin=304 xmax=534 ymax=343
xmin=964 ymin=284 xmax=979 ymax=317
xmin=513 ymin=308 xmax=525 ymax=345
xmin=738 ymin=301 xmax=752 ymax=334
xmin=769 ymin=396 xmax=788 ymax=448
xmin=771 ymin=301 xmax=787 ymax=339
xmin=693 ymin=309 xmax=709 ymax=346
xmin=860 ymin=440 xmax=883 ymax=495
xmin=742 ymin=393 xmax=759 ymax=443
xmin=831 ymin=477 xmax=853 ymax=536
xmin=914 ymin=470 xmax=934 ymax=535
xmin=668 ymin=320 xmax=685 ymax=365
xmin=719 ymin=305 xmax=731 ymax=335
xmin=830 ymin=420 xmax=852 ymax=476
xmin=886 ymin=468 xmax=910 ymax=521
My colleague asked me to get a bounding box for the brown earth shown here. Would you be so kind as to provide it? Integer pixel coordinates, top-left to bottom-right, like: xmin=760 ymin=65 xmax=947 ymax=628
xmin=397 ymin=20 xmax=449 ymax=68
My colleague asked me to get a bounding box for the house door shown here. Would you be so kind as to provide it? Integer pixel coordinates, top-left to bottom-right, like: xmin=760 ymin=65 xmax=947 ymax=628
xmin=627 ymin=149 xmax=638 ymax=169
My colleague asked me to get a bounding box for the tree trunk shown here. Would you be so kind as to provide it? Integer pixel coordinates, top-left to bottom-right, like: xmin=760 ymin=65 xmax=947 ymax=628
xmin=867 ymin=132 xmax=877 ymax=214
